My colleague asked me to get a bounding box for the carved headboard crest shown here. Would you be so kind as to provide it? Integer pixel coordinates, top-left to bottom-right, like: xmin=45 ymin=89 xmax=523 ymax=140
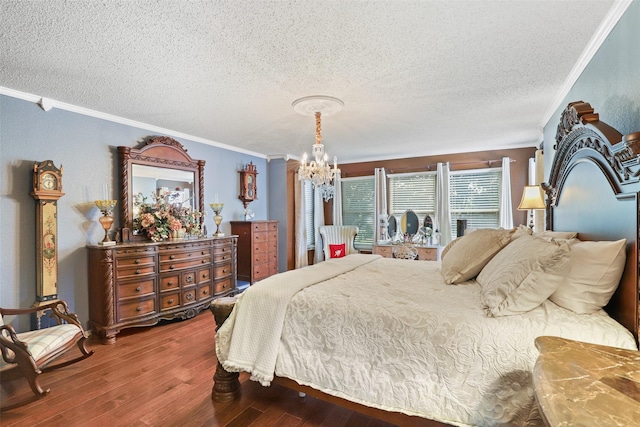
xmin=543 ymin=101 xmax=640 ymax=227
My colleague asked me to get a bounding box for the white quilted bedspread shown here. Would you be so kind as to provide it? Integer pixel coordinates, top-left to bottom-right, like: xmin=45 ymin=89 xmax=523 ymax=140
xmin=218 ymin=256 xmax=637 ymax=426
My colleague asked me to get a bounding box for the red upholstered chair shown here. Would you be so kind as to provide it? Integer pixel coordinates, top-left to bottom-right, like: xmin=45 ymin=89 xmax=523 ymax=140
xmin=318 ymin=226 xmax=359 ymax=261
xmin=0 ymin=300 xmax=93 ymax=397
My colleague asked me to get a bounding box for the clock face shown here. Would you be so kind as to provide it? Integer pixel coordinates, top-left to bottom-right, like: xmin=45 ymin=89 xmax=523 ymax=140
xmin=42 ymin=173 xmax=57 ymax=190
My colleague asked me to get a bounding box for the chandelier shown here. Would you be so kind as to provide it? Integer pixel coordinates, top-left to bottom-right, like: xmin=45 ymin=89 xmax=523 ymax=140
xmin=293 ymin=95 xmax=342 ymax=201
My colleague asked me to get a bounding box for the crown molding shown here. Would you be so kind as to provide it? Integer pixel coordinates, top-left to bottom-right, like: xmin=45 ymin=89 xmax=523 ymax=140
xmin=0 ymin=86 xmax=267 ymax=159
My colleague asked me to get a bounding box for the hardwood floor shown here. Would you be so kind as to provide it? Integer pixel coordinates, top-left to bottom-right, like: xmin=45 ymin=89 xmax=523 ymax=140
xmin=1 ymin=310 xmax=405 ymax=427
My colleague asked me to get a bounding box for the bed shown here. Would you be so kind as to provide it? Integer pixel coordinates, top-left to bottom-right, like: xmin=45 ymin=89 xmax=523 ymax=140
xmin=213 ymin=101 xmax=640 ymax=426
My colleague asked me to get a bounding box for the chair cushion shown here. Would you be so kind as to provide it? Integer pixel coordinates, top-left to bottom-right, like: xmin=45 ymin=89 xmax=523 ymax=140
xmin=0 ymin=323 xmax=82 ymax=369
xmin=329 ymin=243 xmax=346 ymax=258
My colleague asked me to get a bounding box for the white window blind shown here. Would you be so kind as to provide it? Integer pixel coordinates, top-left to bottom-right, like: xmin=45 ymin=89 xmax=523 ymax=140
xmin=388 ymin=172 xmax=436 ymax=224
xmin=303 ymin=180 xmax=315 ymax=248
xmin=341 ymin=176 xmax=375 ymax=248
xmin=449 ymin=168 xmax=501 ymax=239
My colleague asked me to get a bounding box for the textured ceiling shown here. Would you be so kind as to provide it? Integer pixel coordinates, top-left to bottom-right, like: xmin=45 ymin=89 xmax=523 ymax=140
xmin=0 ymin=1 xmax=619 ymax=163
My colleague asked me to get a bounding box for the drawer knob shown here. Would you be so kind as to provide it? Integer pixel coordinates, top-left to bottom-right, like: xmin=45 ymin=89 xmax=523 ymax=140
xmin=170 ymin=265 xmax=175 ymax=269
xmin=136 ymin=306 xmax=142 ymax=312
xmin=168 ymin=299 xmax=174 ymax=304
xmin=170 ymin=255 xmax=175 ymax=260
xmin=187 ymin=294 xmax=194 ymax=300
xmin=223 ymin=283 xmax=228 ymax=289
xmin=135 ymin=259 xmax=141 ymax=264
xmin=203 ymin=273 xmax=208 ymax=278
xmin=136 ymin=286 xmax=142 ymax=292
xmin=188 ymin=253 xmax=192 ymax=257
xmin=202 ymin=260 xmax=206 ymax=264
xmin=168 ymin=281 xmax=174 ymax=286
xmin=135 ymin=269 xmax=141 ymax=274
xmin=186 ymin=276 xmax=193 ymax=283
xmin=222 ymin=269 xmax=227 ymax=274
xmin=203 ymin=290 xmax=208 ymax=295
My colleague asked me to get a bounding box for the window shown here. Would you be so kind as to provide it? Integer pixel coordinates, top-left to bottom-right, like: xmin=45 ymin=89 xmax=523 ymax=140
xmin=304 ymin=180 xmax=314 ymax=249
xmin=341 ymin=176 xmax=375 ymax=248
xmin=388 ymin=172 xmax=436 ymax=225
xmin=449 ymin=168 xmax=501 ymax=240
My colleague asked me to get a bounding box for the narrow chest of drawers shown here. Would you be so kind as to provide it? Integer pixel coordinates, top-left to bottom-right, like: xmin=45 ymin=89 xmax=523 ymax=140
xmin=231 ymin=220 xmax=278 ymax=285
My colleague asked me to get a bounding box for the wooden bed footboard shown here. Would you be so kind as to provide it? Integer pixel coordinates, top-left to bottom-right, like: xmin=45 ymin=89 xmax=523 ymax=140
xmin=210 ymin=297 xmax=241 ymax=402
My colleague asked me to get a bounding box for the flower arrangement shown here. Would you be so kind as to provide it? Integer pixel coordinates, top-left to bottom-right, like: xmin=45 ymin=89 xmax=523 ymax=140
xmin=133 ymin=192 xmax=203 ymax=242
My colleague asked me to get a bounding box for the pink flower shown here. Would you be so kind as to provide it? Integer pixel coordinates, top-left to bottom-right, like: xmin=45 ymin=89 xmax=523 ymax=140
xmin=141 ymin=213 xmax=155 ymax=228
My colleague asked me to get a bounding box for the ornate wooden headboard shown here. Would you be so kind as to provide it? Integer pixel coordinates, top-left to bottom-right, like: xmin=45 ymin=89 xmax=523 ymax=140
xmin=543 ymin=101 xmax=640 ymax=341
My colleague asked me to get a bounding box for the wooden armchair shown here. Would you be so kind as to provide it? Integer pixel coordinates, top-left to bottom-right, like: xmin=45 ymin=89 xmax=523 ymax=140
xmin=0 ymin=300 xmax=93 ymax=397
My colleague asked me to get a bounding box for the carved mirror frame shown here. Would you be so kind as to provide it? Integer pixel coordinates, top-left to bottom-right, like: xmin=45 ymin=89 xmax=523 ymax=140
xmin=118 ymin=136 xmax=205 ymax=239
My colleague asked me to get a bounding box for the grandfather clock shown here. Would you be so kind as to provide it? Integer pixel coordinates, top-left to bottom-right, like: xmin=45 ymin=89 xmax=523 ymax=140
xmin=30 ymin=160 xmax=65 ymax=304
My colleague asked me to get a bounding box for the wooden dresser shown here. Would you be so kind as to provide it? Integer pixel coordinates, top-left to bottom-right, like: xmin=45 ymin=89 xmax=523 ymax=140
xmin=230 ymin=220 xmax=278 ymax=285
xmin=372 ymin=244 xmax=440 ymax=261
xmin=87 ymin=236 xmax=237 ymax=344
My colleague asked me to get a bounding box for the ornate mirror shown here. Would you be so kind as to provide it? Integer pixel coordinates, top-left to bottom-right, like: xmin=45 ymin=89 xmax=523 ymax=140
xmin=118 ymin=136 xmax=205 ymax=239
xmin=423 ymin=215 xmax=433 ymax=230
xmin=400 ymin=210 xmax=419 ymax=236
xmin=387 ymin=215 xmax=397 ymax=239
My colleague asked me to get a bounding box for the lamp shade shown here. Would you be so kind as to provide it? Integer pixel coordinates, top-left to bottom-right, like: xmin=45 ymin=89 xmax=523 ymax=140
xmin=518 ymin=185 xmax=545 ymax=210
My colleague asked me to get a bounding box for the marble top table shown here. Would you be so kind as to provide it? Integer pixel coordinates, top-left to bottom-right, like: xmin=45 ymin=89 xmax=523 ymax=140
xmin=533 ymin=336 xmax=640 ymax=426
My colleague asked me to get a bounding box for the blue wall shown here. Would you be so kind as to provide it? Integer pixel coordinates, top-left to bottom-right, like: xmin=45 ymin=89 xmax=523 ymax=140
xmin=543 ymin=1 xmax=640 ymax=172
xmin=0 ymin=95 xmax=268 ymax=330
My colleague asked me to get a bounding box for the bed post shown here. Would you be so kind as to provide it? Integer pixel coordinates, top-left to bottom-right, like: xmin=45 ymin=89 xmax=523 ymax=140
xmin=210 ymin=297 xmax=241 ymax=402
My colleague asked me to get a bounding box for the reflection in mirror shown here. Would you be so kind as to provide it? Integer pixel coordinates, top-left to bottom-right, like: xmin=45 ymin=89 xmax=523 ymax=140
xmin=424 ymin=215 xmax=433 ymax=230
xmin=132 ymin=164 xmax=195 ymax=210
xmin=388 ymin=215 xmax=397 ymax=239
xmin=401 ymin=210 xmax=419 ymax=236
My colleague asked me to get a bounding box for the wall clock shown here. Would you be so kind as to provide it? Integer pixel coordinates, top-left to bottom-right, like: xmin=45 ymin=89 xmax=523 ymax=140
xmin=238 ymin=162 xmax=258 ymax=209
xmin=30 ymin=160 xmax=65 ymax=303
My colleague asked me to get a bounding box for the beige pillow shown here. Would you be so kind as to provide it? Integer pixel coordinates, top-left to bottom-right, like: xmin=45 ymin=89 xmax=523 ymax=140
xmin=536 ymin=230 xmax=578 ymax=240
xmin=440 ymin=236 xmax=462 ymax=260
xmin=478 ymin=235 xmax=571 ymax=317
xmin=549 ymin=239 xmax=626 ymax=314
xmin=440 ymin=228 xmax=514 ymax=284
xmin=511 ymin=224 xmax=533 ymax=241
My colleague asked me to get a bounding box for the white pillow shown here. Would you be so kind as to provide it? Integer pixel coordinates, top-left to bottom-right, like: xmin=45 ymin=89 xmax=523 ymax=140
xmin=440 ymin=228 xmax=514 ymax=285
xmin=478 ymin=235 xmax=571 ymax=317
xmin=549 ymin=239 xmax=626 ymax=314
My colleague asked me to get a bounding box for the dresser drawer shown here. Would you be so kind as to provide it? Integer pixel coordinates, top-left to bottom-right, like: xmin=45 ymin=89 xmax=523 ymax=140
xmin=160 ymin=274 xmax=180 ymax=291
xmin=373 ymin=245 xmax=393 ymax=258
xmin=182 ymin=271 xmax=197 ymax=287
xmin=214 ymin=263 xmax=232 ymax=278
xmin=198 ymin=267 xmax=212 ymax=284
xmin=117 ymin=298 xmax=155 ymax=322
xmin=117 ymin=279 xmax=155 ymax=299
xmin=252 ymin=241 xmax=269 ymax=254
xmin=266 ymin=231 xmax=278 ymax=241
xmin=198 ymin=284 xmax=212 ymax=301
xmin=116 ymin=255 xmax=156 ymax=268
xmin=251 ymin=231 xmax=269 ymax=244
xmin=160 ymin=255 xmax=211 ymax=272
xmin=183 ymin=288 xmax=197 ymax=305
xmin=251 ymin=222 xmax=269 ymax=232
xmin=416 ymin=247 xmax=438 ymax=261
xmin=213 ymin=243 xmax=233 ymax=259
xmin=159 ymin=248 xmax=211 ymax=263
xmin=116 ymin=265 xmax=156 ymax=280
xmin=253 ymin=264 xmax=270 ymax=282
xmin=214 ymin=278 xmax=233 ymax=295
xmin=159 ymin=292 xmax=180 ymax=311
